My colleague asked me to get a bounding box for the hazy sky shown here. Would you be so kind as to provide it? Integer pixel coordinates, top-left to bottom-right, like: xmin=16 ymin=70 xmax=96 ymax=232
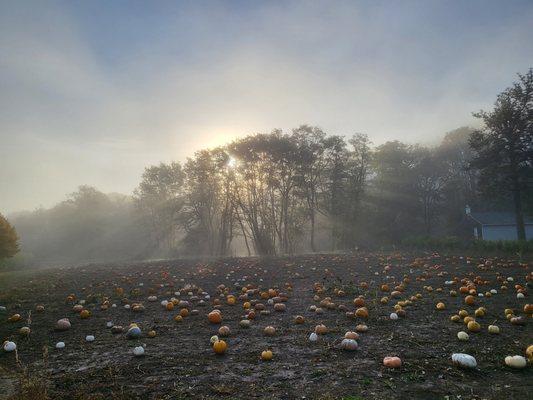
xmin=1 ymin=0 xmax=532 ymax=214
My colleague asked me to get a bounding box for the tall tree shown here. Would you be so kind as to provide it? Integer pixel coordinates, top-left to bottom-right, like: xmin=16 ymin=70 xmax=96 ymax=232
xmin=470 ymin=69 xmax=533 ymax=240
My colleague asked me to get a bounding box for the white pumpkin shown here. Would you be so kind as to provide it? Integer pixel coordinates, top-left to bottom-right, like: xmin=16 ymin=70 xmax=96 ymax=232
xmin=133 ymin=346 xmax=145 ymax=357
xmin=340 ymin=338 xmax=358 ymax=351
xmin=55 ymin=342 xmax=65 ymax=349
xmin=85 ymin=335 xmax=95 ymax=342
xmin=3 ymin=341 xmax=16 ymax=352
xmin=308 ymin=332 xmax=318 ymax=342
xmin=452 ymin=353 xmax=477 ymax=369
xmin=504 ymin=355 xmax=527 ymax=369
xmin=457 ymin=331 xmax=469 ymax=341
xmin=390 ymin=313 xmax=398 ymax=320
xmin=210 ymin=335 xmax=219 ymax=344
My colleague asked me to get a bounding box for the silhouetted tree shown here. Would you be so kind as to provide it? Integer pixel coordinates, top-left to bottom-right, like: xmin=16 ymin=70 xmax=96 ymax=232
xmin=470 ymin=69 xmax=533 ymax=240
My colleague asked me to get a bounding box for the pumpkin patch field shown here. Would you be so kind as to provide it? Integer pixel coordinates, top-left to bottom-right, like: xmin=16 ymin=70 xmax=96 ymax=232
xmin=0 ymin=253 xmax=531 ymax=399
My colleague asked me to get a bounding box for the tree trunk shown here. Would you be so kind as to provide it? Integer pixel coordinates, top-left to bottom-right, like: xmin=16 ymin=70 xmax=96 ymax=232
xmin=310 ymin=208 xmax=316 ymax=252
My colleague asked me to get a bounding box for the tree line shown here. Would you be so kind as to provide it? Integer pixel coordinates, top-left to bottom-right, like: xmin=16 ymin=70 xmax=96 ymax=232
xmin=4 ymin=69 xmax=532 ymax=264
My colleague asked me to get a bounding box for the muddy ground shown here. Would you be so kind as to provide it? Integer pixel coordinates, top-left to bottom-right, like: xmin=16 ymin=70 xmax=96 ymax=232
xmin=0 ymin=253 xmax=531 ymax=399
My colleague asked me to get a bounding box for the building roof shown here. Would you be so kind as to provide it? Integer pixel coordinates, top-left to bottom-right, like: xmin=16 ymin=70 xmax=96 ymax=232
xmin=468 ymin=211 xmax=533 ymax=226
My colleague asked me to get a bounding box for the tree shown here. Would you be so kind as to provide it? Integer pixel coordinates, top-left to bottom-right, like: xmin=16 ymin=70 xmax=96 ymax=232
xmin=470 ymin=69 xmax=533 ymax=240
xmin=134 ymin=163 xmax=185 ymax=254
xmin=0 ymin=214 xmax=19 ymax=260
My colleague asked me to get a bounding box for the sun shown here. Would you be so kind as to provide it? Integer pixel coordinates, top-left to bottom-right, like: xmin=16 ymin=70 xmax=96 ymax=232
xmin=227 ymin=157 xmax=237 ymax=169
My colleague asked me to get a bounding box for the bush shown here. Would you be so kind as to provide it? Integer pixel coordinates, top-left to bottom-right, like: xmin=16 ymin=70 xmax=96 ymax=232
xmin=400 ymin=236 xmax=533 ymax=254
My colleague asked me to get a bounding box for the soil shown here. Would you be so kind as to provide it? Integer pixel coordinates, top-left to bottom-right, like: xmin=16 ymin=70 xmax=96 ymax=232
xmin=0 ymin=252 xmax=531 ymax=399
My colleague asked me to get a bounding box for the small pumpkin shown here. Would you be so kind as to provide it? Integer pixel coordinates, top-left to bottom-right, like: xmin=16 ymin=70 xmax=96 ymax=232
xmin=383 ymin=356 xmax=401 ymax=368
xmin=213 ymin=340 xmax=227 ymax=355
xmin=315 ymin=324 xmax=328 ymax=335
xmin=208 ymin=310 xmax=222 ymax=324
xmin=452 ymin=353 xmax=477 ymax=369
xmin=504 ymin=355 xmax=527 ymax=369
xmin=340 ymin=338 xmax=358 ymax=351
xmin=467 ymin=320 xmax=481 ymax=332
xmin=218 ymin=325 xmax=231 ymax=337
xmin=264 ymin=326 xmax=276 ymax=336
xmin=261 ymin=350 xmax=273 ymax=361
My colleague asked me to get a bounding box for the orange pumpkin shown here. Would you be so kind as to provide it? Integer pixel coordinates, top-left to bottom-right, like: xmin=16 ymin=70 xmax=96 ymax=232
xmin=383 ymin=356 xmax=402 ymax=368
xmin=208 ymin=310 xmax=222 ymax=324
xmin=213 ymin=340 xmax=227 ymax=355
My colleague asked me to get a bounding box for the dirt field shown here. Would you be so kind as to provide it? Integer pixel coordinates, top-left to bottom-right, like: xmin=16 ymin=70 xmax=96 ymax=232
xmin=0 ymin=253 xmax=531 ymax=400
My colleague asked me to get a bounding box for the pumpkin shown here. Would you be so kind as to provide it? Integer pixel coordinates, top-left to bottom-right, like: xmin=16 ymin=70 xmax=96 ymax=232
xmin=19 ymin=327 xmax=30 ymax=336
xmin=239 ymin=319 xmax=251 ymax=328
xmin=133 ymin=346 xmax=145 ymax=357
xmin=340 ymin=338 xmax=358 ymax=351
xmin=458 ymin=309 xmax=469 ymax=318
xmin=261 ymin=350 xmax=273 ymax=361
xmin=451 ymin=315 xmax=461 ymax=322
xmin=111 ymin=325 xmax=124 ymax=334
xmin=165 ymin=302 xmax=174 ymax=311
xmin=55 ymin=318 xmax=71 ymax=331
xmin=457 ymin=331 xmax=469 ymax=341
xmin=55 ymin=342 xmax=65 ymax=349
xmin=3 ymin=341 xmax=16 ymax=352
xmin=213 ymin=340 xmax=227 ymax=355
xmin=504 ymin=355 xmax=527 ymax=369
xmin=8 ymin=314 xmax=21 ymax=322
xmin=452 ymin=353 xmax=477 ymax=369
xmin=355 ymin=324 xmax=368 ymax=333
xmin=179 ymin=308 xmax=189 ymax=317
xmin=294 ymin=315 xmax=305 ymax=324
xmin=218 ymin=325 xmax=230 ymax=337
xmin=526 ymin=344 xmax=533 ymax=360
xmin=383 ymin=356 xmax=402 ymax=368
xmin=389 ymin=312 xmax=398 ymax=320
xmin=147 ymin=330 xmax=156 ymax=338
xmin=510 ymin=316 xmax=526 ymax=326
xmin=126 ymin=326 xmax=142 ymax=339
xmin=524 ymin=304 xmax=533 ymax=314
xmin=315 ymin=324 xmax=328 ymax=335
xmin=308 ymin=332 xmax=318 ymax=342
xmin=85 ymin=335 xmax=95 ymax=342
xmin=274 ymin=303 xmax=286 ymax=312
xmin=355 ymin=307 xmax=369 ymax=318
xmin=353 ymin=297 xmax=365 ymax=307
xmin=35 ymin=305 xmax=45 ymax=312
xmin=464 ymin=295 xmax=475 ymax=305
xmin=344 ymin=331 xmax=359 ymax=340
xmin=264 ymin=326 xmax=276 ymax=336
xmin=467 ymin=320 xmax=481 ymax=332
xmin=436 ymin=302 xmax=445 ymax=310
xmin=488 ymin=325 xmax=500 ymax=334
xmin=210 ymin=335 xmax=219 ymax=344
xmin=208 ymin=310 xmax=222 ymax=324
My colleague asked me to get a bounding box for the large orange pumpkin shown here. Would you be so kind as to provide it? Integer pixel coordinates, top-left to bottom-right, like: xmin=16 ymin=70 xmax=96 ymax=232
xmin=208 ymin=310 xmax=222 ymax=324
